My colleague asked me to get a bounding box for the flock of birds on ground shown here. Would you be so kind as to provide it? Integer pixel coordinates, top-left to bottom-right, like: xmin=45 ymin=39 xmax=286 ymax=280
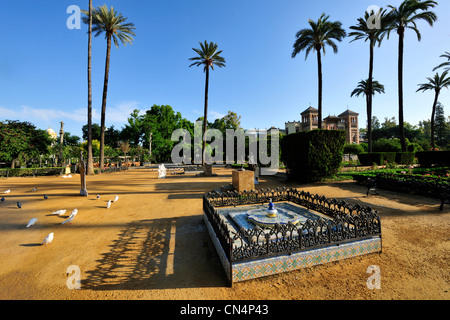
xmin=1 ymin=188 xmax=120 ymax=247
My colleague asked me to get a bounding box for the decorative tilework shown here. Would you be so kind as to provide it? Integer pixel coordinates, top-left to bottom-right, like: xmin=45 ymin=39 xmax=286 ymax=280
xmin=203 ymin=215 xmax=231 ymax=283
xmin=231 ymin=238 xmax=382 ymax=283
xmin=204 ymin=203 xmax=382 ymax=285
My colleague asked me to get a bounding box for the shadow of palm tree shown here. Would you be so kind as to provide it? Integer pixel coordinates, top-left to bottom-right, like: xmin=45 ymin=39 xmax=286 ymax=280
xmin=82 ymin=216 xmax=226 ymax=290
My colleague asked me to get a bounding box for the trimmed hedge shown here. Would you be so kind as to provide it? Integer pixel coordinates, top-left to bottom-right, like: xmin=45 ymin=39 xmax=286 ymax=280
xmin=281 ymin=130 xmax=346 ymax=183
xmin=358 ymin=152 xmax=396 ymax=166
xmin=416 ymin=151 xmax=450 ymax=168
xmin=395 ymin=152 xmax=415 ymax=165
xmin=357 ymin=152 xmax=413 ymax=166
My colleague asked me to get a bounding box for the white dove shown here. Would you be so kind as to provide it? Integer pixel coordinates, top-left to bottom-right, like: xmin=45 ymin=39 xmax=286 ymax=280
xmin=3 ymin=189 xmax=11 ymax=194
xmin=68 ymin=209 xmax=78 ymax=218
xmin=107 ymin=200 xmax=112 ymax=209
xmin=61 ymin=215 xmax=75 ymax=225
xmin=26 ymin=218 xmax=38 ymax=228
xmin=52 ymin=209 xmax=67 ymax=216
xmin=113 ymin=195 xmax=119 ymax=202
xmin=42 ymin=233 xmax=54 ymax=246
xmin=62 ymin=209 xmax=78 ymax=225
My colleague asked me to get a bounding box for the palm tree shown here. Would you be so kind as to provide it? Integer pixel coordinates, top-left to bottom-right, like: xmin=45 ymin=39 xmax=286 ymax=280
xmin=351 ymin=79 xmax=385 ymax=146
xmin=189 ymin=41 xmax=226 ymax=166
xmin=292 ymin=13 xmax=346 ymax=130
xmin=349 ymin=9 xmax=387 ymax=152
xmin=82 ymin=5 xmax=136 ymax=171
xmin=416 ymin=71 xmax=450 ymax=150
xmin=433 ymin=52 xmax=450 ymax=72
xmin=86 ymin=0 xmax=94 ymax=175
xmin=383 ymin=0 xmax=438 ymax=152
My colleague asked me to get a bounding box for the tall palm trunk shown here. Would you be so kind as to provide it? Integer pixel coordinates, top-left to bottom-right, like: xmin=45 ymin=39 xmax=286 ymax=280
xmin=367 ymin=43 xmax=374 ymax=152
xmin=99 ymin=35 xmax=112 ymax=171
xmin=86 ymin=0 xmax=94 ymax=175
xmin=398 ymin=28 xmax=407 ymax=152
xmin=316 ymin=47 xmax=323 ymax=130
xmin=202 ymin=66 xmax=209 ymax=166
xmin=430 ymin=89 xmax=440 ymax=151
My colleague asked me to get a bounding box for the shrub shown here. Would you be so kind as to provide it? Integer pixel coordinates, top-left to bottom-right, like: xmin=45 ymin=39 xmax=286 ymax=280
xmin=281 ymin=130 xmax=346 ymax=183
xmin=373 ymin=138 xmax=402 ymax=153
xmin=358 ymin=153 xmax=383 ymax=166
xmin=395 ymin=152 xmax=415 ymax=165
xmin=358 ymin=152 xmax=396 ymax=166
xmin=343 ymin=143 xmax=364 ymax=155
xmin=416 ymin=151 xmax=450 ymax=167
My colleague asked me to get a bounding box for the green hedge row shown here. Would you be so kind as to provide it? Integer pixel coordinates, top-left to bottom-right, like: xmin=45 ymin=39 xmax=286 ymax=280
xmin=357 ymin=152 xmax=415 ymax=166
xmin=416 ymin=151 xmax=450 ymax=168
xmin=281 ymin=130 xmax=346 ymax=183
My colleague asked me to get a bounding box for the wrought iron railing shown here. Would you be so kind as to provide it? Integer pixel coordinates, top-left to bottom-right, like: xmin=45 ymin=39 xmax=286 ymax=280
xmin=203 ymin=187 xmax=381 ymax=263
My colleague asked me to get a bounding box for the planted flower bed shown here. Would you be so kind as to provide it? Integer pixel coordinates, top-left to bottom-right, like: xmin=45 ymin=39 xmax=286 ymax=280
xmin=351 ymin=169 xmax=450 ymax=199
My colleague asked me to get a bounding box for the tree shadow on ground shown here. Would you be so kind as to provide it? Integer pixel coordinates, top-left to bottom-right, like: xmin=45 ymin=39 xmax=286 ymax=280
xmin=82 ymin=215 xmax=227 ymax=290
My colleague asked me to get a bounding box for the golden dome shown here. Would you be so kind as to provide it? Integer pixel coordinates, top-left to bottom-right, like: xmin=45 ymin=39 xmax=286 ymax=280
xmin=46 ymin=126 xmax=57 ymax=140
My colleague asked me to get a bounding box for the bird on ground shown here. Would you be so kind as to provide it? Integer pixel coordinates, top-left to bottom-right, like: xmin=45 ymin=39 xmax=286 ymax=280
xmin=17 ymin=202 xmax=22 ymax=209
xmin=30 ymin=188 xmax=37 ymax=192
xmin=97 ymin=195 xmax=101 ymax=200
xmin=68 ymin=209 xmax=78 ymax=218
xmin=1 ymin=197 xmax=5 ymax=203
xmin=61 ymin=209 xmax=77 ymax=224
xmin=113 ymin=195 xmax=119 ymax=202
xmin=52 ymin=209 xmax=66 ymax=216
xmin=26 ymin=218 xmax=38 ymax=228
xmin=43 ymin=194 xmax=48 ymax=200
xmin=42 ymin=233 xmax=54 ymax=246
xmin=3 ymin=189 xmax=11 ymax=194
xmin=61 ymin=215 xmax=75 ymax=225
xmin=107 ymin=200 xmax=112 ymax=209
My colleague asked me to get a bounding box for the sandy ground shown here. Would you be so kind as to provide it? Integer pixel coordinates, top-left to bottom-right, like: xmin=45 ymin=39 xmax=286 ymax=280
xmin=0 ymin=167 xmax=448 ymax=300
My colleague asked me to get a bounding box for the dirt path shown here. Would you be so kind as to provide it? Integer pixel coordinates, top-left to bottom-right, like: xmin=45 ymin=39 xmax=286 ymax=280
xmin=0 ymin=167 xmax=448 ymax=300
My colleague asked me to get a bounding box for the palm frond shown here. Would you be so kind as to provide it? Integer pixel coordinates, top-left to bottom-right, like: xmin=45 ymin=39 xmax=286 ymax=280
xmin=82 ymin=4 xmax=135 ymax=48
xmin=188 ymin=41 xmax=226 ymax=72
xmin=292 ymin=13 xmax=346 ymax=60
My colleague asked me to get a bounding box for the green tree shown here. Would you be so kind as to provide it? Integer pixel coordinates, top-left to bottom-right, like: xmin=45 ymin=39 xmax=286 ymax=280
xmin=121 ymin=109 xmax=144 ymax=147
xmin=82 ymin=5 xmax=136 ymax=171
xmin=189 ymin=41 xmax=226 ymax=165
xmin=416 ymin=71 xmax=450 ymax=150
xmin=349 ymin=8 xmax=387 ymax=153
xmin=82 ymin=123 xmax=101 ymax=141
xmin=434 ymin=102 xmax=449 ymax=149
xmin=383 ymin=0 xmax=438 ymax=152
xmin=0 ymin=121 xmax=52 ymax=168
xmin=382 ymin=117 xmax=397 ymax=129
xmin=141 ymin=105 xmax=193 ymax=163
xmin=292 ymin=13 xmax=346 ymax=130
xmin=211 ymin=111 xmax=242 ymax=134
xmin=81 ymin=139 xmax=100 ymax=158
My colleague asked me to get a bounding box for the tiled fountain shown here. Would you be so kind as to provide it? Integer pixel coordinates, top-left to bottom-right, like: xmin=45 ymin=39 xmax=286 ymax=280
xmin=203 ymin=188 xmax=382 ymax=286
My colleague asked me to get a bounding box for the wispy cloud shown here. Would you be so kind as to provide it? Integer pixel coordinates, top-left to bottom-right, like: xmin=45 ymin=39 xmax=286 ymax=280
xmin=0 ymin=101 xmax=144 ymax=126
xmin=0 ymin=105 xmax=100 ymax=123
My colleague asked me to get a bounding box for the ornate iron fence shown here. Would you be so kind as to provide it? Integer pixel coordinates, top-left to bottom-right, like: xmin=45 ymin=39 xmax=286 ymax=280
xmin=203 ymin=187 xmax=382 ymax=263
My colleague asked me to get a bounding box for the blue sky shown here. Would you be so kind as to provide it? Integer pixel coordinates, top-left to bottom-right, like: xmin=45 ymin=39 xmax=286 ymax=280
xmin=1 ymin=0 xmax=449 ymax=139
